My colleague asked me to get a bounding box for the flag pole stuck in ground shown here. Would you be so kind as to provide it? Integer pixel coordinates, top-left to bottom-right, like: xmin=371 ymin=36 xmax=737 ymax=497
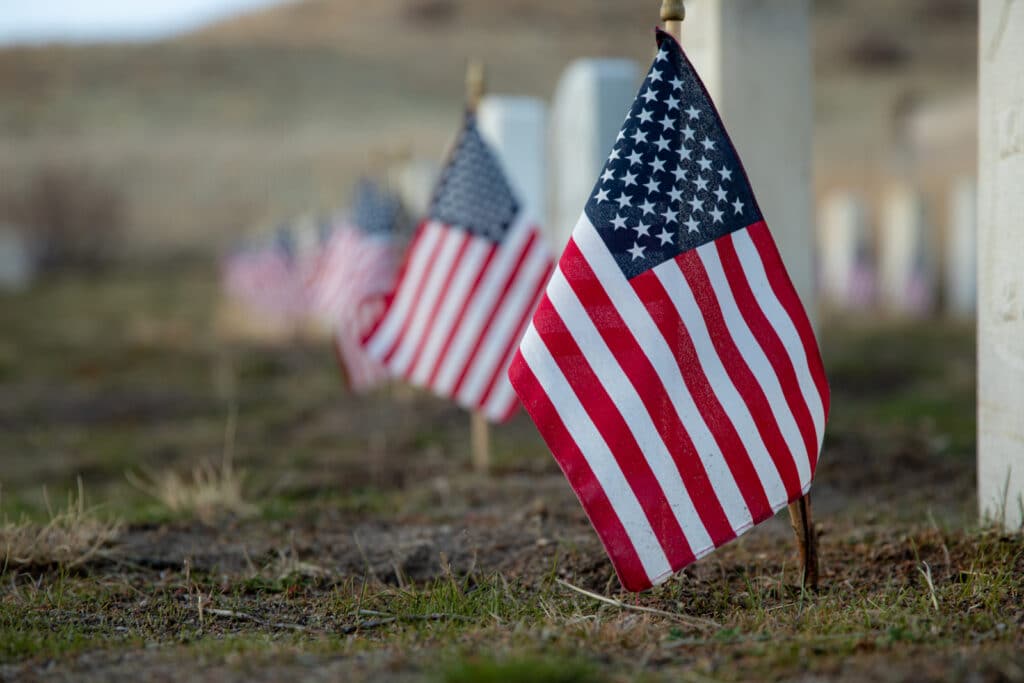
xmin=659 ymin=0 xmax=820 ymax=590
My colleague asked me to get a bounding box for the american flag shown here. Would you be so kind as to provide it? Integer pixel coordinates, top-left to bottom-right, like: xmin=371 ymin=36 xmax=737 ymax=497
xmin=508 ymin=30 xmax=830 ymax=592
xmin=223 ymin=226 xmax=304 ymax=322
xmin=364 ymin=115 xmax=553 ymax=422
xmin=308 ymin=180 xmax=401 ymax=392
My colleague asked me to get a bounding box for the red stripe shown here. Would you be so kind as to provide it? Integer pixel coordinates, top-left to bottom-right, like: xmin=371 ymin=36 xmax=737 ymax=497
xmin=676 ymin=250 xmax=803 ymax=501
xmin=362 ymin=221 xmax=429 ymax=345
xmin=716 ymin=230 xmax=819 ymax=473
xmin=475 ymin=256 xmax=552 ymax=412
xmin=423 ymin=243 xmax=499 ymax=389
xmin=508 ymin=351 xmax=650 ymax=592
xmin=450 ymin=231 xmax=541 ymax=399
xmin=746 ymin=222 xmax=831 ymax=423
xmin=531 ymin=295 xmax=695 ymax=570
xmin=379 ymin=226 xmax=449 ymax=365
xmin=402 ymin=231 xmax=474 ymax=381
xmin=560 ymin=241 xmax=734 ymax=548
xmin=629 ymin=264 xmax=773 ymax=526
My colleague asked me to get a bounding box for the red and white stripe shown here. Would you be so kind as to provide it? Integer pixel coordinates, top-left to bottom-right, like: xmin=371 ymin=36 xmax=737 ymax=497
xmin=364 ymin=216 xmax=551 ymax=421
xmin=222 ymin=247 xmax=303 ymax=321
xmin=509 ymin=215 xmax=829 ymax=591
xmin=307 ymin=223 xmax=399 ymax=392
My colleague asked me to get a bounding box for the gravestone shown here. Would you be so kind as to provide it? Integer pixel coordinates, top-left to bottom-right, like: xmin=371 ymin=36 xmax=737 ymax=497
xmin=879 ymin=186 xmax=936 ymax=316
xmin=393 ymin=158 xmax=440 ymax=220
xmin=549 ymin=59 xmax=641 ymax=250
xmin=0 ymin=224 xmax=36 ymax=291
xmin=945 ymin=176 xmax=977 ymax=317
xmin=818 ymin=192 xmax=874 ymax=310
xmin=476 ymin=96 xmax=548 ymax=227
xmin=680 ymin=0 xmax=816 ymax=320
xmin=978 ymin=0 xmax=1024 ymax=531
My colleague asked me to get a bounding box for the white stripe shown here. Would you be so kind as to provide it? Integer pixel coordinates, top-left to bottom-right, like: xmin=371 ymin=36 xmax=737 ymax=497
xmin=388 ymin=230 xmax=465 ymax=375
xmin=731 ymin=230 xmax=826 ymax=446
xmin=573 ymin=215 xmax=753 ymax=532
xmin=519 ymin=324 xmax=670 ymax=583
xmin=365 ymin=223 xmax=443 ymax=360
xmin=456 ymin=239 xmax=551 ymax=407
xmin=546 ymin=266 xmax=714 ymax=553
xmin=697 ymin=244 xmax=811 ymax=486
xmin=653 ymin=259 xmax=790 ymax=506
xmin=408 ymin=238 xmax=492 ymax=385
xmin=433 ymin=218 xmax=534 ymax=394
xmin=481 ymin=355 xmax=519 ymax=421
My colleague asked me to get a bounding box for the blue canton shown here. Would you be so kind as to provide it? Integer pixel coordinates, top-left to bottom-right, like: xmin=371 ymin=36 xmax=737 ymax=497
xmin=585 ymin=30 xmax=762 ymax=280
xmin=353 ymin=179 xmax=400 ymax=236
xmin=429 ymin=115 xmax=520 ymax=243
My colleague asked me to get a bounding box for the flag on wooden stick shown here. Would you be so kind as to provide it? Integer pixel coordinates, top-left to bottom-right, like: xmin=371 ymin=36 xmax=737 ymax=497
xmin=508 ymin=30 xmax=830 ymax=592
xmin=364 ymin=115 xmax=553 ymax=422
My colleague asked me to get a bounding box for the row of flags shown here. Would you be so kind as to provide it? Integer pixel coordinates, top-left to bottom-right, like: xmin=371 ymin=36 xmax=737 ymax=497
xmin=223 ymin=30 xmax=829 ymax=592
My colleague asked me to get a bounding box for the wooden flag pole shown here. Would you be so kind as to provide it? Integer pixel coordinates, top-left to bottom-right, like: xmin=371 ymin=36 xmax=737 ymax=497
xmin=465 ymin=58 xmax=492 ymax=475
xmin=659 ymin=0 xmax=819 ymax=590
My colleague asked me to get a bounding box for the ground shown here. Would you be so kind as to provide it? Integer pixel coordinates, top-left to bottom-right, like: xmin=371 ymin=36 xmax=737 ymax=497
xmin=0 ymin=265 xmax=1020 ymax=682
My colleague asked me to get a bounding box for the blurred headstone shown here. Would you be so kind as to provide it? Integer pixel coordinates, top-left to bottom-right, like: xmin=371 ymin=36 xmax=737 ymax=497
xmin=477 ymin=96 xmax=548 ymax=225
xmin=681 ymin=0 xmax=816 ymax=322
xmin=0 ymin=224 xmax=36 ymax=291
xmin=393 ymin=158 xmax=440 ymax=219
xmin=879 ymin=187 xmax=936 ymax=316
xmin=945 ymin=176 xmax=977 ymax=317
xmin=818 ymin=192 xmax=874 ymax=310
xmin=549 ymin=58 xmax=641 ymax=250
xmin=978 ymin=0 xmax=1024 ymax=531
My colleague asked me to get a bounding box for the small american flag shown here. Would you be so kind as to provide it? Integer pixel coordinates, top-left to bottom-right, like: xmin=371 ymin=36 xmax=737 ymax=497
xmin=509 ymin=30 xmax=829 ymax=592
xmin=308 ymin=180 xmax=402 ymax=392
xmin=223 ymin=226 xmax=304 ymax=322
xmin=364 ymin=115 xmax=553 ymax=422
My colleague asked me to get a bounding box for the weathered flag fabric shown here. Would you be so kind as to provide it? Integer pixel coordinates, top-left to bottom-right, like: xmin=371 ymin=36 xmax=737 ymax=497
xmin=308 ymin=180 xmax=401 ymax=392
xmin=508 ymin=30 xmax=830 ymax=592
xmin=223 ymin=227 xmax=304 ymax=322
xmin=364 ymin=115 xmax=552 ymax=422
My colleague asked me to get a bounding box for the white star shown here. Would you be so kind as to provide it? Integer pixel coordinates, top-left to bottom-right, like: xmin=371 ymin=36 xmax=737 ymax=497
xmin=685 ymin=105 xmax=701 ymax=120
xmin=595 ymin=187 xmax=610 ymax=202
xmin=638 ymin=108 xmax=653 ymax=124
xmin=654 ymin=136 xmax=671 ymax=152
xmin=710 ymin=206 xmax=724 ymax=223
xmin=700 ymin=138 xmax=716 ymax=152
xmin=714 ymin=187 xmax=728 ymax=203
xmin=681 ymin=124 xmax=695 ymax=141
xmin=634 ymin=222 xmax=652 ymax=238
xmin=628 ymin=242 xmax=646 ymax=260
xmin=622 ymin=170 xmax=638 ymax=186
xmin=662 ymin=206 xmax=678 ymax=223
xmin=685 ymin=216 xmax=701 ymax=234
xmin=651 ymin=157 xmax=667 ymax=173
xmin=641 ymin=89 xmax=658 ymax=103
xmin=697 ymin=157 xmax=713 ymax=172
xmin=631 ymin=129 xmax=648 ymax=145
xmin=627 ymin=150 xmax=643 ymax=165
xmin=669 ymin=76 xmax=683 ymax=90
xmin=611 ymin=214 xmax=628 ymax=230
xmin=615 ymin=192 xmax=633 ymax=209
xmin=668 ymin=187 xmax=684 ymax=203
xmin=655 ymin=48 xmax=669 ymax=62
xmin=656 ymin=228 xmax=674 ymax=246
xmin=732 ymin=197 xmax=745 ymax=214
xmin=609 ymin=148 xmax=620 ymax=160
xmin=666 ymin=94 xmax=680 ymax=110
xmin=649 ymin=68 xmax=663 ymax=83
xmin=639 ymin=199 xmax=656 ymax=216
xmin=644 ymin=177 xmax=661 ymax=194
xmin=695 ymin=176 xmax=710 ymax=192
xmin=659 ymin=113 xmax=675 ymax=130
xmin=601 ymin=168 xmax=615 ymax=183
xmin=719 ymin=165 xmax=733 ymax=182
xmin=678 ymin=145 xmax=692 ymax=162
xmin=687 ymin=196 xmax=703 ymax=214
xmin=616 ymin=129 xmax=626 ymax=142
xmin=672 ymin=166 xmax=688 ymax=183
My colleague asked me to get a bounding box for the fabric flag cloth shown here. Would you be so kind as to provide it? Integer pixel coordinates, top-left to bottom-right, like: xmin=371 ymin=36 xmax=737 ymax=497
xmin=307 ymin=180 xmax=402 ymax=392
xmin=508 ymin=30 xmax=830 ymax=592
xmin=363 ymin=115 xmax=553 ymax=422
xmin=222 ymin=226 xmax=304 ymax=322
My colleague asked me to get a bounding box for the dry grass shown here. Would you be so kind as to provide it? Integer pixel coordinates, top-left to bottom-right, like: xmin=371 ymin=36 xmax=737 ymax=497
xmin=126 ymin=406 xmax=257 ymax=523
xmin=0 ymin=479 xmax=122 ymax=573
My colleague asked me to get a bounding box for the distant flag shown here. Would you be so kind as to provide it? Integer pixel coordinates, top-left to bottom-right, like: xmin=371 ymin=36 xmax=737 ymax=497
xmin=363 ymin=115 xmax=553 ymax=422
xmin=308 ymin=180 xmax=402 ymax=392
xmin=508 ymin=30 xmax=830 ymax=592
xmin=223 ymin=225 xmax=304 ymax=322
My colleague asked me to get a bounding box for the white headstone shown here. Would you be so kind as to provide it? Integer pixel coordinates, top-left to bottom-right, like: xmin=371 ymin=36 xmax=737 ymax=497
xmin=681 ymin=0 xmax=816 ymax=321
xmin=945 ymin=176 xmax=977 ymax=317
xmin=978 ymin=0 xmax=1024 ymax=531
xmin=477 ymin=96 xmax=548 ymax=226
xmin=818 ymin=192 xmax=874 ymax=310
xmin=879 ymin=187 xmax=936 ymax=316
xmin=549 ymin=59 xmax=641 ymax=250
xmin=0 ymin=224 xmax=35 ymax=291
xmin=393 ymin=159 xmax=440 ymax=218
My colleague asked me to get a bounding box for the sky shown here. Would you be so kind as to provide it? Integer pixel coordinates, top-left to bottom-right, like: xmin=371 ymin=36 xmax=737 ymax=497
xmin=0 ymin=0 xmax=291 ymax=45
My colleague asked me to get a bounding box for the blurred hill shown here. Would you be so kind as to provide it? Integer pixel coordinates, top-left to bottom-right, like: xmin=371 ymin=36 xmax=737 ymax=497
xmin=0 ymin=0 xmax=976 ymax=254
